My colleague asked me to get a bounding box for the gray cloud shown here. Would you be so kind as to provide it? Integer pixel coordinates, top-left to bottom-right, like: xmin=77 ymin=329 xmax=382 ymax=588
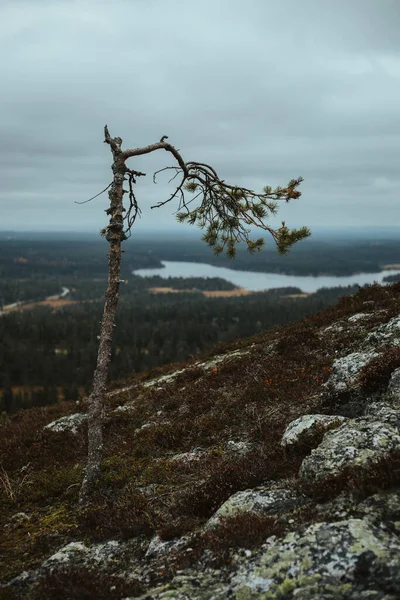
xmin=0 ymin=0 xmax=399 ymax=233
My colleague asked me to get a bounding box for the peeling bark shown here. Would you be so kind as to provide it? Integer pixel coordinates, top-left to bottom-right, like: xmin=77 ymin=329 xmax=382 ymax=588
xmin=79 ymin=129 xmax=126 ymax=505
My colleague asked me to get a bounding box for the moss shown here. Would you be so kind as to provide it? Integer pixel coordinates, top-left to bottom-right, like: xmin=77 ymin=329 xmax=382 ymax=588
xmin=0 ymin=504 xmax=78 ymax=581
xmin=23 ymin=465 xmax=82 ymax=504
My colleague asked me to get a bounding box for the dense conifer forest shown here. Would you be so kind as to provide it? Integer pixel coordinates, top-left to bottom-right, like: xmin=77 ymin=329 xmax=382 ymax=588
xmin=1 ymin=232 xmax=400 ymax=413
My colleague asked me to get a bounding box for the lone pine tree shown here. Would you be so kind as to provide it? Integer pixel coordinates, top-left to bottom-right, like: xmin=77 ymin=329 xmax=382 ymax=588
xmin=78 ymin=125 xmax=311 ymax=505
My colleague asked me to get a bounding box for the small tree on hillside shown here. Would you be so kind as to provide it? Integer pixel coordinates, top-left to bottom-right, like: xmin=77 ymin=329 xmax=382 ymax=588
xmin=78 ymin=125 xmax=311 ymax=505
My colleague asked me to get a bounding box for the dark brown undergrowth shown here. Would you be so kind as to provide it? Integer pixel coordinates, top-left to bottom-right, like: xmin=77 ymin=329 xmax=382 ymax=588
xmin=30 ymin=568 xmax=144 ymax=600
xmin=2 ymin=281 xmax=400 ymax=586
xmin=357 ymin=346 xmax=400 ymax=392
xmin=77 ymin=486 xmax=156 ymax=542
xmin=167 ymin=447 xmax=303 ymax=527
xmin=203 ymin=512 xmax=285 ymax=552
xmin=0 ymin=402 xmax=82 ymax=472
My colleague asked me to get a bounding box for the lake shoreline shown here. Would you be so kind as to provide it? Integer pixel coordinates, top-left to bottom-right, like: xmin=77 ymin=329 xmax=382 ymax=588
xmin=133 ymin=261 xmax=400 ymax=294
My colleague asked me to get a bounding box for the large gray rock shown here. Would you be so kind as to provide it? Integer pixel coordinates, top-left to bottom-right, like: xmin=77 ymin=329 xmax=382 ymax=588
xmin=205 ymin=480 xmax=307 ymax=531
xmin=300 ymin=417 xmax=400 ymax=482
xmin=364 ymin=315 xmax=400 ymax=347
xmin=323 ymin=352 xmax=380 ymax=394
xmin=231 ymin=518 xmax=400 ymax=599
xmin=364 ymin=402 xmax=400 ymax=428
xmin=42 ymin=540 xmax=122 ymax=570
xmin=136 ymin=519 xmax=400 ymax=599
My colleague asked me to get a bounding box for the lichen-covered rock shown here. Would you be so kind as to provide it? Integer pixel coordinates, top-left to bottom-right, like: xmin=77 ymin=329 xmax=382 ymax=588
xmin=348 ymin=312 xmax=371 ymax=323
xmin=281 ymin=414 xmax=346 ymax=449
xmin=364 ymin=402 xmax=400 ymax=429
xmin=300 ymin=418 xmax=400 ymax=482
xmin=205 ymin=480 xmax=306 ymax=531
xmin=42 ymin=540 xmax=122 ymax=570
xmin=231 ymin=518 xmax=400 ymax=599
xmin=145 ymin=535 xmax=189 ymax=559
xmin=43 ymin=413 xmax=87 ymax=435
xmin=385 ymin=367 xmax=400 ymax=407
xmin=356 ymin=491 xmax=400 ymax=532
xmin=169 ymin=448 xmax=205 ymax=464
xmin=364 ymin=315 xmax=400 ymax=347
xmin=323 ymin=352 xmax=380 ymax=394
xmin=321 ymin=323 xmax=344 ymax=334
xmin=137 ymin=519 xmax=400 ymax=599
xmin=226 ymin=440 xmax=253 ymax=455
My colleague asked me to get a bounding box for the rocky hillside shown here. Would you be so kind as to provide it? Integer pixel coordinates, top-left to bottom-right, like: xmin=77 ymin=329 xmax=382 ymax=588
xmin=1 ymin=282 xmax=400 ymax=599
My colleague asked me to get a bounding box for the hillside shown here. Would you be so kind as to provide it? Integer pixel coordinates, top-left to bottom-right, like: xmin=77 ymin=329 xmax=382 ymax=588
xmin=1 ymin=282 xmax=400 ymax=599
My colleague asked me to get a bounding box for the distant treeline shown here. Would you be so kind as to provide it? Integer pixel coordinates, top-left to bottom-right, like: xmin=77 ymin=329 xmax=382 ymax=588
xmin=0 ymin=283 xmax=360 ymax=413
xmin=2 ymin=236 xmax=400 ymax=282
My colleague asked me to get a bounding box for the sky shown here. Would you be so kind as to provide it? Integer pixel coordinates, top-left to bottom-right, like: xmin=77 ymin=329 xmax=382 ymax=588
xmin=1 ymin=0 xmax=399 ymax=236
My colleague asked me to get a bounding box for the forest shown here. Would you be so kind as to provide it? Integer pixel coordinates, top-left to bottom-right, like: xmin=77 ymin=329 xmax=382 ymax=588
xmin=1 ymin=232 xmax=400 ymax=414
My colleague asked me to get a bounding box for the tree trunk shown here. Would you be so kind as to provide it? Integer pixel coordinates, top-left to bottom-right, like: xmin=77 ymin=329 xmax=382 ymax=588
xmin=79 ymin=133 xmax=126 ymax=505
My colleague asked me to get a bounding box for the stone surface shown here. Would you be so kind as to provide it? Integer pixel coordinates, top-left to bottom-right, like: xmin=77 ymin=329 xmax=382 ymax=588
xmin=348 ymin=312 xmax=371 ymax=323
xmin=300 ymin=417 xmax=400 ymax=482
xmin=385 ymin=367 xmax=400 ymax=407
xmin=364 ymin=402 xmax=400 ymax=428
xmin=43 ymin=413 xmax=87 ymax=435
xmin=205 ymin=480 xmax=306 ymax=531
xmin=145 ymin=535 xmax=189 ymax=559
xmin=42 ymin=540 xmax=121 ymax=570
xmin=226 ymin=440 xmax=253 ymax=455
xmin=281 ymin=414 xmax=346 ymax=449
xmin=364 ymin=315 xmax=400 ymax=347
xmin=323 ymin=352 xmax=380 ymax=394
xmin=135 ymin=519 xmax=400 ymax=599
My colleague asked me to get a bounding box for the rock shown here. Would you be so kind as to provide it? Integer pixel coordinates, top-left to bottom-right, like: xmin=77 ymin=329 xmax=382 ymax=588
xmin=42 ymin=540 xmax=121 ymax=571
xmin=145 ymin=535 xmax=189 ymax=559
xmin=323 ymin=352 xmax=380 ymax=394
xmin=137 ymin=519 xmax=400 ymax=599
xmin=364 ymin=315 xmax=400 ymax=347
xmin=348 ymin=312 xmax=371 ymax=323
xmin=169 ymin=448 xmax=205 ymax=464
xmin=231 ymin=518 xmax=400 ymax=599
xmin=300 ymin=418 xmax=400 ymax=482
xmin=281 ymin=414 xmax=346 ymax=449
xmin=385 ymin=367 xmax=400 ymax=406
xmin=226 ymin=440 xmax=252 ymax=455
xmin=321 ymin=323 xmax=344 ymax=334
xmin=43 ymin=413 xmax=87 ymax=435
xmin=364 ymin=402 xmax=400 ymax=428
xmin=205 ymin=480 xmax=307 ymax=531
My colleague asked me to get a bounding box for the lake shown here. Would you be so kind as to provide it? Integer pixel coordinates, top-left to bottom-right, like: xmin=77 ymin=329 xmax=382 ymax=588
xmin=133 ymin=261 xmax=400 ymax=293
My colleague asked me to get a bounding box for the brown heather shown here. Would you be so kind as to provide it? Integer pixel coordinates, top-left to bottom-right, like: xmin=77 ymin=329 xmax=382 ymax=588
xmin=1 ymin=282 xmax=400 ymax=587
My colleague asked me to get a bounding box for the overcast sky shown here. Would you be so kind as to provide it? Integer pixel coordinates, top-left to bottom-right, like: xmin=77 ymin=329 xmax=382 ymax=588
xmin=1 ymin=0 xmax=399 ymax=236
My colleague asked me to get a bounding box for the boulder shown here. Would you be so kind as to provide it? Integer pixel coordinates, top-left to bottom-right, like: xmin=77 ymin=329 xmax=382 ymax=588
xmin=136 ymin=519 xmax=400 ymax=599
xmin=281 ymin=414 xmax=346 ymax=450
xmin=323 ymin=351 xmax=380 ymax=394
xmin=300 ymin=417 xmax=400 ymax=482
xmin=205 ymin=480 xmax=307 ymax=531
xmin=43 ymin=413 xmax=87 ymax=435
xmin=364 ymin=315 xmax=400 ymax=347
